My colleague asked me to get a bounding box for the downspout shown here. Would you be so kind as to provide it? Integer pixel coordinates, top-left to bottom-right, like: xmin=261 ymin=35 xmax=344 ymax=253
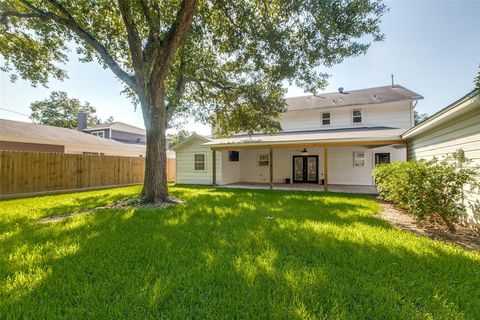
xmin=411 ymin=100 xmax=418 ymax=127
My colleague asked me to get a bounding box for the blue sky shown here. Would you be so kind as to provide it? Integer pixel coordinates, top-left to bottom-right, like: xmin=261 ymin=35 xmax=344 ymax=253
xmin=1 ymin=0 xmax=479 ymax=135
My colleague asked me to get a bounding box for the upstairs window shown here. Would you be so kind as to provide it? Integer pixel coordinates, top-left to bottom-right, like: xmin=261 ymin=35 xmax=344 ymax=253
xmin=352 ymin=109 xmax=362 ymax=123
xmin=92 ymin=131 xmax=105 ymax=138
xmin=194 ymin=153 xmax=206 ymax=171
xmin=322 ymin=112 xmax=331 ymax=126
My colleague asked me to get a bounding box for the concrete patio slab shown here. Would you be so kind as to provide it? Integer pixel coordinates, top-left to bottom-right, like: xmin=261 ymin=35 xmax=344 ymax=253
xmin=219 ymin=182 xmax=378 ymax=195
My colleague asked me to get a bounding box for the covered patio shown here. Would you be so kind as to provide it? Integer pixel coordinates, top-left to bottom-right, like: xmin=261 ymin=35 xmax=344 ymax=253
xmin=204 ymin=127 xmax=407 ymax=193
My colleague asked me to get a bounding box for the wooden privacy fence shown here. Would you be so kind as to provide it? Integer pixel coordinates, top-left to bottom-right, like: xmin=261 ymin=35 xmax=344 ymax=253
xmin=0 ymin=151 xmax=176 ymax=197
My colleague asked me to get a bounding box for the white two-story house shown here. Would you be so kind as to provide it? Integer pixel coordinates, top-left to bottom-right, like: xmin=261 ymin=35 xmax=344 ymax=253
xmin=175 ymin=84 xmax=423 ymax=191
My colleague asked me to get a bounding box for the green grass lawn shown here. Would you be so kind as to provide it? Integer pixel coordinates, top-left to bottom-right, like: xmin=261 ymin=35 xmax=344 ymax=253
xmin=1 ymin=185 xmax=479 ymax=319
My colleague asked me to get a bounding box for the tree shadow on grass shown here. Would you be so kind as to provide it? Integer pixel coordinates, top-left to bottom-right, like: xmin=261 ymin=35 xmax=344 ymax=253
xmin=1 ymin=186 xmax=479 ymax=319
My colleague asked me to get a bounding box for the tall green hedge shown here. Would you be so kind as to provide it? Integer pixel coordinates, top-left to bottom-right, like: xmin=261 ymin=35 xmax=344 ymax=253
xmin=373 ymin=153 xmax=478 ymax=231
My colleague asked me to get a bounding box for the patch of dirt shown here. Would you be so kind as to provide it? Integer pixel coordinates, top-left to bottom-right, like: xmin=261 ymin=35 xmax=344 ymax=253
xmin=39 ymin=197 xmax=184 ymax=223
xmin=377 ymin=200 xmax=480 ymax=252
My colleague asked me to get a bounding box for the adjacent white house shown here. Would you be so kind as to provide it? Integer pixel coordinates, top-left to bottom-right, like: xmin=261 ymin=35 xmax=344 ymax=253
xmin=175 ymin=85 xmax=423 ymax=191
xmin=403 ymin=88 xmax=480 ymax=220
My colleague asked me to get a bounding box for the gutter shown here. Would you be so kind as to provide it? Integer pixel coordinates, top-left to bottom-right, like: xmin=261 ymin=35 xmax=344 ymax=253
xmin=203 ymin=136 xmax=404 ymax=149
xmin=402 ymin=89 xmax=480 ymax=139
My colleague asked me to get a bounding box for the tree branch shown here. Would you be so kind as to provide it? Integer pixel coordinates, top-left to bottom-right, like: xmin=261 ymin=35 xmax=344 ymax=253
xmin=139 ymin=0 xmax=155 ymax=28
xmin=117 ymin=0 xmax=144 ymax=74
xmin=150 ymin=0 xmax=197 ymax=92
xmin=6 ymin=0 xmax=137 ymax=91
xmin=187 ymin=76 xmax=235 ymax=90
xmin=165 ymin=58 xmax=187 ymax=123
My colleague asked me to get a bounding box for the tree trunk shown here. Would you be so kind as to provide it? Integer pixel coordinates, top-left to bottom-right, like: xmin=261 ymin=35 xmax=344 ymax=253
xmin=141 ymin=99 xmax=169 ymax=204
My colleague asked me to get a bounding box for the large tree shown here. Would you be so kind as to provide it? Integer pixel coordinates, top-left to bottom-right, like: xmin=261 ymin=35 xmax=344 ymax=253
xmin=0 ymin=0 xmax=387 ymax=204
xmin=30 ymin=91 xmax=99 ymax=128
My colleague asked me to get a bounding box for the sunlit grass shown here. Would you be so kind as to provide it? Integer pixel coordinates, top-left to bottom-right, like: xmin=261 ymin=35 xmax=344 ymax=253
xmin=1 ymin=185 xmax=479 ymax=319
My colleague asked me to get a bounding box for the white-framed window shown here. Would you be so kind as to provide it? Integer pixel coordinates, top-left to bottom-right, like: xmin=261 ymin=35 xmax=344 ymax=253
xmin=352 ymin=109 xmax=362 ymax=124
xmin=194 ymin=153 xmax=206 ymax=171
xmin=322 ymin=112 xmax=331 ymax=126
xmin=353 ymin=152 xmax=365 ymax=167
xmin=258 ymin=154 xmax=270 ymax=167
xmin=92 ymin=131 xmax=105 ymax=138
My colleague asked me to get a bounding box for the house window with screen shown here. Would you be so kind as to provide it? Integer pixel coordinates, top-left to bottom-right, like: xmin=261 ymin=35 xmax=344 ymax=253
xmin=194 ymin=153 xmax=206 ymax=171
xmin=352 ymin=109 xmax=362 ymax=123
xmin=353 ymin=152 xmax=365 ymax=167
xmin=322 ymin=112 xmax=331 ymax=125
xmin=92 ymin=131 xmax=105 ymax=138
xmin=229 ymin=151 xmax=239 ymax=161
xmin=258 ymin=154 xmax=270 ymax=166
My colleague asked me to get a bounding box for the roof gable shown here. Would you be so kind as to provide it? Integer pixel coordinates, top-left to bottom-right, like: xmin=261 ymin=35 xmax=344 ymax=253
xmin=402 ymin=89 xmax=479 ymax=139
xmin=174 ymin=133 xmax=211 ymax=150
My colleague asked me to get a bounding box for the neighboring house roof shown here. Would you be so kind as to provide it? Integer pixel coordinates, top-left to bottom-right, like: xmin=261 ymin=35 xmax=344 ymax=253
xmin=84 ymin=122 xmax=146 ymax=136
xmin=402 ymin=89 xmax=480 ymax=139
xmin=0 ymin=119 xmax=145 ymax=152
xmin=174 ymin=133 xmax=212 ymax=150
xmin=204 ymin=127 xmax=406 ymax=148
xmin=286 ymin=85 xmax=423 ymax=111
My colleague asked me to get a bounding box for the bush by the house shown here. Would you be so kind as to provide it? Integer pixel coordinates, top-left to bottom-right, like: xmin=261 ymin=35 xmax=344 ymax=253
xmin=373 ymin=152 xmax=479 ymax=231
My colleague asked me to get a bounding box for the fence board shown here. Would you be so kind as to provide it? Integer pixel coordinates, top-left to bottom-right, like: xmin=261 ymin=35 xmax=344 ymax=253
xmin=0 ymin=151 xmax=177 ymax=197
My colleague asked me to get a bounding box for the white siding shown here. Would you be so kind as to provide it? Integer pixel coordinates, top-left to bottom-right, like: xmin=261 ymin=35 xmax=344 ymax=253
xmin=175 ymin=137 xmax=221 ymax=185
xmin=280 ymin=101 xmax=412 ymax=132
xmin=219 ymin=145 xmax=405 ymax=186
xmin=407 ymin=108 xmax=480 ymax=220
xmin=220 ymin=150 xmax=241 ymax=184
xmin=233 ymin=147 xmax=325 ymax=184
xmin=328 ymin=146 xmax=405 ymax=185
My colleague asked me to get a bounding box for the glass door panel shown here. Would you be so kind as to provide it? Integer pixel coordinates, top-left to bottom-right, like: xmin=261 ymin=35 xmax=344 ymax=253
xmin=307 ymin=157 xmax=317 ymax=182
xmin=294 ymin=157 xmax=304 ymax=181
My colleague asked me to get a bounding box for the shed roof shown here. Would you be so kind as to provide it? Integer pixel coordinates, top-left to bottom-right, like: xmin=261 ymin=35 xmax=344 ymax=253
xmin=174 ymin=133 xmax=212 ymax=150
xmin=402 ymin=89 xmax=479 ymax=139
xmin=286 ymin=85 xmax=423 ymax=111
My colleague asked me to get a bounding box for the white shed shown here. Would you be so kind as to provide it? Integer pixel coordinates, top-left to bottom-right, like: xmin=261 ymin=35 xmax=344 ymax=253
xmin=174 ymin=134 xmax=219 ymax=185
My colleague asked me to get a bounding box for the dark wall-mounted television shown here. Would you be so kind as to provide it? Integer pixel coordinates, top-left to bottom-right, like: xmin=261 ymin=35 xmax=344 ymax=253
xmin=229 ymin=151 xmax=239 ymax=161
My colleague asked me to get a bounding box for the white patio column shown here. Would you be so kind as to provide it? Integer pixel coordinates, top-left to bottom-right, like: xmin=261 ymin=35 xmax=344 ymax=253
xmin=212 ymin=149 xmax=216 ymax=187
xmin=323 ymin=146 xmax=328 ymax=191
xmin=269 ymin=146 xmax=273 ymax=189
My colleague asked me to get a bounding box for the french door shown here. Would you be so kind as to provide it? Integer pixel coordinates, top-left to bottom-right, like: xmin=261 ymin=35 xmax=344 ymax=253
xmin=293 ymin=156 xmax=318 ymax=183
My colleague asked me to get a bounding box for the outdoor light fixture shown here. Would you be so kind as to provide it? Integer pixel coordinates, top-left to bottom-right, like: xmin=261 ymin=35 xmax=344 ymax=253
xmin=301 ymin=148 xmax=308 ymax=155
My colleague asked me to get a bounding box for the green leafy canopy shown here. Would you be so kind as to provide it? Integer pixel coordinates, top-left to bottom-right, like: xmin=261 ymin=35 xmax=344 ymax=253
xmin=1 ymin=0 xmax=387 ymax=136
xmin=30 ymin=91 xmax=100 ymax=128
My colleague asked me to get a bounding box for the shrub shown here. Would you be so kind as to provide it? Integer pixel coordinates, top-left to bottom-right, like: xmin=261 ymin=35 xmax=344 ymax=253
xmin=373 ymin=152 xmax=479 ymax=231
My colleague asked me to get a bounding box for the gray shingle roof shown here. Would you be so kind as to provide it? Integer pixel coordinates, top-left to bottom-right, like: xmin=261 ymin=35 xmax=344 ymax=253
xmin=286 ymin=85 xmax=423 ymax=111
xmin=84 ymin=122 xmax=146 ymax=136
xmin=0 ymin=119 xmax=145 ymax=150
